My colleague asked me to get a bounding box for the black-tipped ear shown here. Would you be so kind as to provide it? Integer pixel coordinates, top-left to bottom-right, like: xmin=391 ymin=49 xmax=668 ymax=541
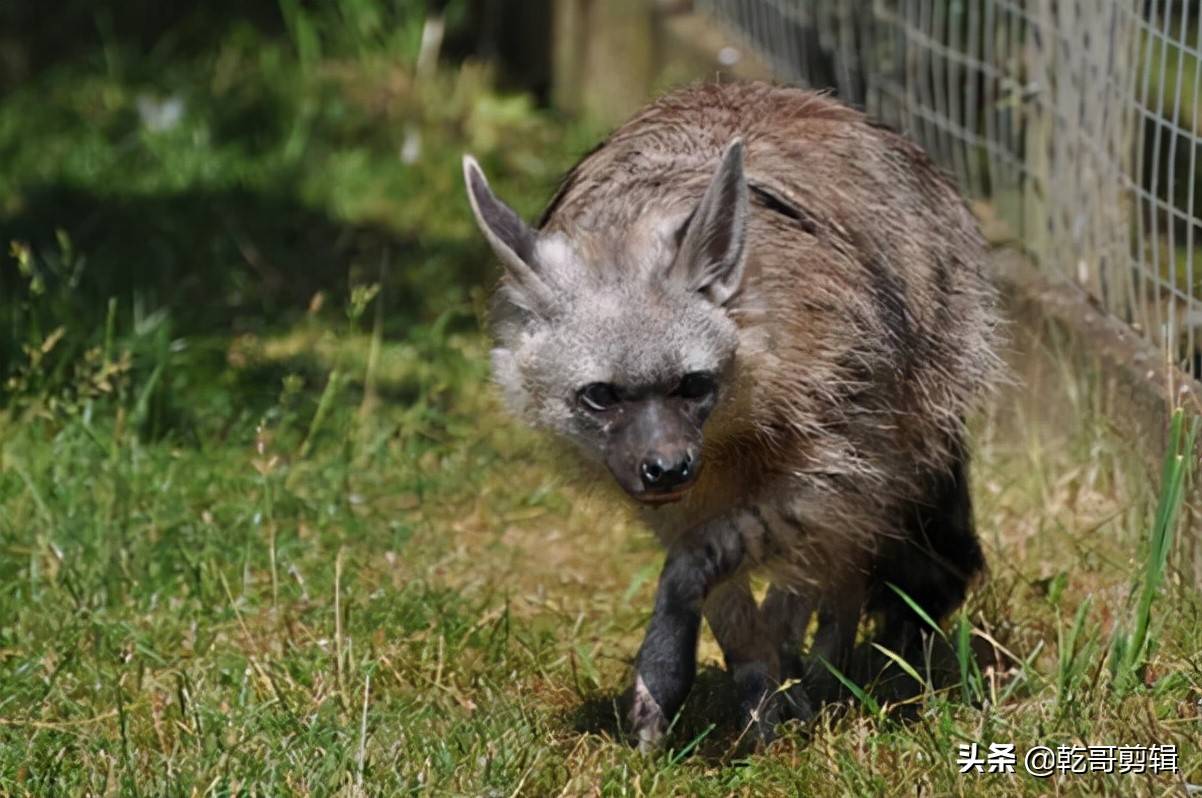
xmin=463 ymin=155 xmax=553 ymax=313
xmin=670 ymin=139 xmax=749 ymax=306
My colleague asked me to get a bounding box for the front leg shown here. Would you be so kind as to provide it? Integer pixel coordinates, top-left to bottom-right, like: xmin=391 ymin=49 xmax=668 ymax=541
xmin=630 ymin=519 xmax=746 ymax=751
xmin=760 ymin=585 xmax=818 ymax=721
xmin=703 ymin=579 xmax=784 ymax=744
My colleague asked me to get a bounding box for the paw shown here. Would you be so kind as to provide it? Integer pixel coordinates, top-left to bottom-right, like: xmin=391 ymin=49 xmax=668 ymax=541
xmin=778 ymin=652 xmax=817 ymax=722
xmin=733 ymin=664 xmax=782 ymax=747
xmin=780 ymin=679 xmax=816 ymax=723
xmin=630 ymin=674 xmax=669 ymax=752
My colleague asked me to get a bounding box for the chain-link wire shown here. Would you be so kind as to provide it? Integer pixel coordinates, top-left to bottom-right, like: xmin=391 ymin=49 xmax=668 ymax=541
xmin=699 ymin=0 xmax=1202 ymax=375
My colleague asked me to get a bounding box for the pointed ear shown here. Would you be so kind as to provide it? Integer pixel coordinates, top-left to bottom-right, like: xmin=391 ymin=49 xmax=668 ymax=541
xmin=463 ymin=154 xmax=553 ymax=313
xmin=669 ymin=139 xmax=749 ymax=306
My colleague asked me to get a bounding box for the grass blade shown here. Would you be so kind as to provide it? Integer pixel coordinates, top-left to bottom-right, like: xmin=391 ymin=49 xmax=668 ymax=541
xmin=667 ymin=723 xmax=715 ymax=766
xmin=870 ymin=642 xmax=929 ymax=690
xmin=817 ymin=655 xmax=881 ymax=718
xmin=886 ymin=582 xmax=946 ymax=640
xmin=1111 ymin=408 xmax=1198 ymax=692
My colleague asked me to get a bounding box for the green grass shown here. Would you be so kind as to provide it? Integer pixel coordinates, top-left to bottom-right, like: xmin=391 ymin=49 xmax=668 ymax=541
xmin=2 ymin=18 xmax=1202 ymax=797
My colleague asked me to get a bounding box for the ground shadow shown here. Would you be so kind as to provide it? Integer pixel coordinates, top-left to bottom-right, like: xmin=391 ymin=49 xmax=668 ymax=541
xmin=569 ymin=665 xmax=751 ymax=761
xmin=1 ymin=183 xmax=489 ymax=334
xmin=0 ymin=181 xmax=493 ymax=432
xmin=566 ymin=632 xmax=1008 ymax=763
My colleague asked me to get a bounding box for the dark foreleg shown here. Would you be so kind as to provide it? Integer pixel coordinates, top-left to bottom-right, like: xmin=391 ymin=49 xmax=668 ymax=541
xmin=631 ymin=521 xmax=746 ymax=750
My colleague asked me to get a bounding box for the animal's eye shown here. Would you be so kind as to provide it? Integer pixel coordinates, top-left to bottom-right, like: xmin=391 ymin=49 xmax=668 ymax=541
xmin=677 ymin=372 xmax=717 ymax=400
xmin=579 ymin=382 xmax=620 ymax=412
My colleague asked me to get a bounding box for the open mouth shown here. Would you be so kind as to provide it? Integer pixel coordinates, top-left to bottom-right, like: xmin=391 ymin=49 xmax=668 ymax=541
xmin=634 ymin=487 xmax=694 ymax=505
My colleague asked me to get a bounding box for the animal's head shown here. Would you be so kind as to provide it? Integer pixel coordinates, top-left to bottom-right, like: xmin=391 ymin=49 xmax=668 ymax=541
xmin=462 ymin=140 xmax=748 ymax=505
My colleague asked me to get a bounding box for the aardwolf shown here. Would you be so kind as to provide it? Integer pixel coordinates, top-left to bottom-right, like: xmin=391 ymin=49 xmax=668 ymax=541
xmin=462 ymin=81 xmax=1001 ymax=748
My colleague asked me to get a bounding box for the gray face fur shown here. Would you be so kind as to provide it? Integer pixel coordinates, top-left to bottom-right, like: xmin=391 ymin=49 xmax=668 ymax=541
xmin=463 ymin=141 xmax=749 ymax=503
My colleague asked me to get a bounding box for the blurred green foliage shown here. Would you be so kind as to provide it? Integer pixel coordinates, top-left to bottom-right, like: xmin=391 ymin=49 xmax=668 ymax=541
xmin=0 ymin=0 xmax=589 ymax=437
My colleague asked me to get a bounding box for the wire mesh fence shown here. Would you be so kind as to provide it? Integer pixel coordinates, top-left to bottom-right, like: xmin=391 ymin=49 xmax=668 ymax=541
xmin=698 ymin=0 xmax=1202 ymax=377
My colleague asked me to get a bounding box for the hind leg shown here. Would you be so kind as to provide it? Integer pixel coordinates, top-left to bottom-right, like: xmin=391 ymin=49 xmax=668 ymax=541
xmin=801 ymin=577 xmax=868 ymax=702
xmin=870 ymin=440 xmax=984 ymax=660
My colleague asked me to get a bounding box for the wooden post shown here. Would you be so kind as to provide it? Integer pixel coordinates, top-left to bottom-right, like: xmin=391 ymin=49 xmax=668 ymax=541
xmin=552 ymin=0 xmax=657 ymax=125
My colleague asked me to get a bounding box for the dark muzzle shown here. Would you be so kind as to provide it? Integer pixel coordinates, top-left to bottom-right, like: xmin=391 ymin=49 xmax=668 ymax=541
xmin=606 ymin=399 xmax=702 ymax=504
xmin=640 ymin=451 xmax=696 ymax=492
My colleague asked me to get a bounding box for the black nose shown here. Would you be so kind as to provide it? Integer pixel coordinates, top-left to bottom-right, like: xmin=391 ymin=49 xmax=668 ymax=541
xmin=640 ymin=451 xmax=695 ymax=492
